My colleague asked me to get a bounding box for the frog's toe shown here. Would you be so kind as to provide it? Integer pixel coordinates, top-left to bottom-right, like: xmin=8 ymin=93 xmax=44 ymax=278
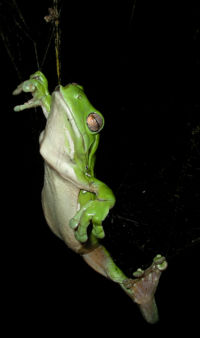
xmin=12 ymin=83 xmax=23 ymax=95
xmin=75 ymin=217 xmax=90 ymax=242
xmin=75 ymin=231 xmax=88 ymax=243
xmin=13 ymin=98 xmax=34 ymax=112
xmin=92 ymin=224 xmax=105 ymax=239
xmin=69 ymin=217 xmax=79 ymax=229
xmin=13 ymin=80 xmax=35 ymax=96
xmin=153 ymin=254 xmax=168 ymax=271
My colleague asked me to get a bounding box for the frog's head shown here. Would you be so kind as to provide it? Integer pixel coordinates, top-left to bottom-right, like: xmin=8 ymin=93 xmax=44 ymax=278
xmin=55 ymin=83 xmax=104 ymax=169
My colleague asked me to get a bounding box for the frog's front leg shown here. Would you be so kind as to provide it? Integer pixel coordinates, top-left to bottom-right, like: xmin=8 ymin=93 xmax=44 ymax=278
xmin=70 ymin=180 xmax=116 ymax=242
xmin=13 ymin=71 xmax=51 ymax=118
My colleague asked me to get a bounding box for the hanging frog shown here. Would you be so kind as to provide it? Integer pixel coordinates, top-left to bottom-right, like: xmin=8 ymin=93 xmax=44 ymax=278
xmin=13 ymin=71 xmax=167 ymax=324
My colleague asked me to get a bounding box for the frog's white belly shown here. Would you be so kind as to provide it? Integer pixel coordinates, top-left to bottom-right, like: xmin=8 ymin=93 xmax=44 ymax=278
xmin=41 ymin=163 xmax=83 ymax=253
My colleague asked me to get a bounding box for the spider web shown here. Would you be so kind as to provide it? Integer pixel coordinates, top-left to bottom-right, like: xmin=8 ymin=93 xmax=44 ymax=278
xmin=0 ymin=0 xmax=61 ymax=82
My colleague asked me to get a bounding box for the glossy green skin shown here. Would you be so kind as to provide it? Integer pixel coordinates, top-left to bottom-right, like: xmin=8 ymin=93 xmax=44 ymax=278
xmin=13 ymin=72 xmax=167 ymax=324
xmin=13 ymin=71 xmax=115 ymax=243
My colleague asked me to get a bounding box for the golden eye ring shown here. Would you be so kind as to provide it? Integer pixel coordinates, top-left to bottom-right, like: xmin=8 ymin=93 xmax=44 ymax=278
xmin=86 ymin=113 xmax=103 ymax=132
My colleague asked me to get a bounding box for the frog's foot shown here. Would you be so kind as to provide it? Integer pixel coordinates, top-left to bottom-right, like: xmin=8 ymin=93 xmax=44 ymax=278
xmin=69 ymin=200 xmax=110 ymax=243
xmin=13 ymin=96 xmax=42 ymax=112
xmin=122 ymin=254 xmax=168 ymax=324
xmin=13 ymin=71 xmax=51 ymax=117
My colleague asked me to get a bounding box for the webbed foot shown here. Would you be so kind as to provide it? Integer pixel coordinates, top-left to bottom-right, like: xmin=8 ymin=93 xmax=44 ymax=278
xmin=123 ymin=254 xmax=168 ymax=324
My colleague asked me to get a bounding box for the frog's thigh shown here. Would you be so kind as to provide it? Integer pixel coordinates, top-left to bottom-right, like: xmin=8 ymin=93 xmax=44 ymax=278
xmin=82 ymin=246 xmax=109 ymax=277
xmin=82 ymin=245 xmax=126 ymax=283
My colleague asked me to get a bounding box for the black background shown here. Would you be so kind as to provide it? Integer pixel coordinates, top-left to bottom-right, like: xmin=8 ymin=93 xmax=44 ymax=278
xmin=1 ymin=0 xmax=200 ymax=334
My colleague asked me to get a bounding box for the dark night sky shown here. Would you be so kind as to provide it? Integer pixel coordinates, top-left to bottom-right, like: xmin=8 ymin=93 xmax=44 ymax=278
xmin=1 ymin=0 xmax=200 ymax=334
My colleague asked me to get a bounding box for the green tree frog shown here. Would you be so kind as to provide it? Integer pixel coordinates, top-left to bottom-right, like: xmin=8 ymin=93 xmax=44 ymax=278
xmin=13 ymin=71 xmax=167 ymax=324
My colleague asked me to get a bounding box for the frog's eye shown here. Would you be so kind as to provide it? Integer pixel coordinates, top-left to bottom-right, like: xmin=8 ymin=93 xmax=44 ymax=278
xmin=86 ymin=113 xmax=103 ymax=132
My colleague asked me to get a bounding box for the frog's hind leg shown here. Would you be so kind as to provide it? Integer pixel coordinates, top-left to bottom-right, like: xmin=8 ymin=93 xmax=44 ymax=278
xmin=82 ymin=245 xmax=167 ymax=324
xmin=82 ymin=244 xmax=127 ymax=281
